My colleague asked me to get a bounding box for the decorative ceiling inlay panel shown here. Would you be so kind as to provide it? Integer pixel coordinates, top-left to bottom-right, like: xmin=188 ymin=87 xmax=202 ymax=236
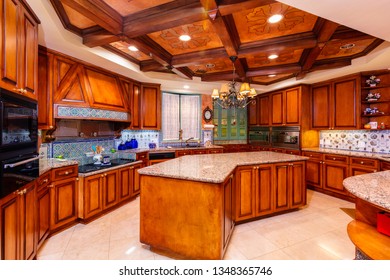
xmin=147 ymin=20 xmax=223 ymax=55
xmin=50 ymin=0 xmax=384 ymax=85
xmin=234 ymin=3 xmax=317 ymax=43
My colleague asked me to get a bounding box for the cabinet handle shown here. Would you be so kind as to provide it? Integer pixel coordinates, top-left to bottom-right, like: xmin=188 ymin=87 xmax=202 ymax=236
xmin=333 ymin=158 xmax=336 ymax=160
xmin=48 ymin=185 xmax=54 ymax=188
xmin=42 ymin=179 xmax=48 ymax=184
xmin=65 ymin=171 xmax=69 ymax=175
xmin=75 ymin=178 xmax=79 ymax=181
xmin=101 ymin=174 xmax=104 ymax=177
xmin=319 ymin=161 xmax=322 ymax=164
xmin=130 ymin=166 xmax=134 ymax=169
xmin=360 ymin=161 xmax=364 ymax=165
xmin=104 ymin=173 xmax=107 ymax=176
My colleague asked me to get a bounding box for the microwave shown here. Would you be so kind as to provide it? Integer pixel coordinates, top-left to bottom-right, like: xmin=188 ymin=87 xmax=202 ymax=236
xmin=0 ymin=88 xmax=38 ymax=157
xmin=248 ymin=127 xmax=270 ymax=146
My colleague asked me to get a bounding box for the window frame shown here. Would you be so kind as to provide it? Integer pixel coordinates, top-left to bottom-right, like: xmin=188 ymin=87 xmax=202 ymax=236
xmin=162 ymin=92 xmax=201 ymax=142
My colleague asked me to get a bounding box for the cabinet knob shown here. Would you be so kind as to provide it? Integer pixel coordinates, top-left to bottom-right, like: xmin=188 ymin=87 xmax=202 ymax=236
xmin=319 ymin=161 xmax=322 ymax=164
xmin=101 ymin=174 xmax=104 ymax=177
xmin=104 ymin=173 xmax=107 ymax=176
xmin=75 ymin=178 xmax=79 ymax=181
xmin=42 ymin=179 xmax=48 ymax=184
xmin=360 ymin=161 xmax=364 ymax=165
xmin=65 ymin=171 xmax=69 ymax=175
xmin=333 ymin=157 xmax=336 ymax=160
xmin=48 ymin=185 xmax=54 ymax=188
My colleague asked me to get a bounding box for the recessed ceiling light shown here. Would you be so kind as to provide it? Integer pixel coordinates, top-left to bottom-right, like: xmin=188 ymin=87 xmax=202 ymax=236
xmin=268 ymin=54 xmax=278 ymax=60
xmin=183 ymin=85 xmax=190 ymax=89
xmin=128 ymin=46 xmax=138 ymax=51
xmin=179 ymin=35 xmax=191 ymax=41
xmin=268 ymin=14 xmax=283 ymax=23
xmin=268 ymin=74 xmax=276 ymax=77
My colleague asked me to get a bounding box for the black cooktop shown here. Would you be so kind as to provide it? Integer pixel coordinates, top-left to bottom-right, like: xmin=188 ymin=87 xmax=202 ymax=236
xmin=78 ymin=158 xmax=136 ymax=173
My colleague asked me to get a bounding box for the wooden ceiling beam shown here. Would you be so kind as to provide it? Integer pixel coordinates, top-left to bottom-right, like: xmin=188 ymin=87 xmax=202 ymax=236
xmin=123 ymin=2 xmax=207 ymax=38
xmin=245 ymin=64 xmax=302 ymax=77
xmin=60 ymin=0 xmax=122 ymax=35
xmin=172 ymin=48 xmax=228 ymax=67
xmin=83 ymin=29 xmax=119 ymax=48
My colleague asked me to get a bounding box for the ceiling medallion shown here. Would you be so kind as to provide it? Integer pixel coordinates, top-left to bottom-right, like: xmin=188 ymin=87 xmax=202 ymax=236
xmin=211 ymin=56 xmax=257 ymax=109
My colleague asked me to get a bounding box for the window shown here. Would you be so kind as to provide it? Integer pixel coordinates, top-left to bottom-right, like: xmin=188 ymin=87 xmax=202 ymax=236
xmin=162 ymin=92 xmax=200 ymax=141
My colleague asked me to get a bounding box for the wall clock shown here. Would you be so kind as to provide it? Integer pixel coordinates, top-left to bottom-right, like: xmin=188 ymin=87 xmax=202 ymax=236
xmin=203 ymin=106 xmax=213 ymax=123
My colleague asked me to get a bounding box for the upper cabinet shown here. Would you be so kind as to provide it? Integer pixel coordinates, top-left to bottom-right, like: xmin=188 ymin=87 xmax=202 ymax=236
xmin=140 ymin=83 xmax=161 ymax=130
xmin=248 ymin=94 xmax=270 ymax=126
xmin=311 ymin=75 xmax=361 ymax=130
xmin=360 ymin=70 xmax=390 ymax=129
xmin=0 ymin=0 xmax=39 ymax=100
xmin=270 ymin=85 xmax=310 ymax=127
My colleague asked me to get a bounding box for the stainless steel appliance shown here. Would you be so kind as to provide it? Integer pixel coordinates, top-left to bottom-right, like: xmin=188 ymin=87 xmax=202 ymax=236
xmin=248 ymin=127 xmax=270 ymax=146
xmin=0 ymin=88 xmax=38 ymax=157
xmin=271 ymin=126 xmax=300 ymax=150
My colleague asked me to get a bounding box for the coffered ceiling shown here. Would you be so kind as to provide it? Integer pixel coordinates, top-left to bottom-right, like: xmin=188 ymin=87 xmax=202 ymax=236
xmin=49 ymin=0 xmax=383 ymax=85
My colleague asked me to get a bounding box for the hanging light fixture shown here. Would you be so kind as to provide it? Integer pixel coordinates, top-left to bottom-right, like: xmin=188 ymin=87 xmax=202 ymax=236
xmin=211 ymin=56 xmax=257 ymax=109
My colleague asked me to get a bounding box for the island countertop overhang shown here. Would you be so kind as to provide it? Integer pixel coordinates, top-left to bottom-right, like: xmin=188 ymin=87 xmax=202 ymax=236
xmin=138 ymin=151 xmax=309 ymax=184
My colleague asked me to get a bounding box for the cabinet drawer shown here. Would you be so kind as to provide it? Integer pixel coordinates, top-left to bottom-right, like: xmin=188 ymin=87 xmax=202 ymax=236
xmin=350 ymin=157 xmax=379 ymax=169
xmin=37 ymin=172 xmax=51 ymax=192
xmin=52 ymin=165 xmax=78 ymax=181
xmin=175 ymin=150 xmax=192 ymax=157
xmin=324 ymin=154 xmax=349 ymax=164
xmin=302 ymin=151 xmax=323 ymax=161
xmin=136 ymin=152 xmax=148 ymax=160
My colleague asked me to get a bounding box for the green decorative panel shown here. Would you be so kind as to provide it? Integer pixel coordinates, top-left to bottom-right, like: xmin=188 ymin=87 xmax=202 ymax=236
xmin=213 ymin=101 xmax=247 ymax=141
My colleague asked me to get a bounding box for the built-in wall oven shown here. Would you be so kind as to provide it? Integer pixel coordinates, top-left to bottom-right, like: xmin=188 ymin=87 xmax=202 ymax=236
xmin=0 ymin=88 xmax=39 ymax=199
xmin=271 ymin=126 xmax=300 ymax=150
xmin=248 ymin=127 xmax=270 ymax=146
xmin=0 ymin=88 xmax=38 ymax=158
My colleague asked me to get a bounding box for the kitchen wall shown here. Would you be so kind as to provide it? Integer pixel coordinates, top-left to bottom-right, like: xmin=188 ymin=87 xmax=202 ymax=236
xmin=319 ymin=130 xmax=390 ymax=153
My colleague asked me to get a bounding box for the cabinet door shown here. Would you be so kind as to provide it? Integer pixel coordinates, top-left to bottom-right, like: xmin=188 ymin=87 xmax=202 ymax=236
xmin=19 ymin=183 xmax=36 ymax=260
xmin=0 ymin=193 xmax=19 ymax=260
xmin=247 ymin=96 xmax=259 ymax=126
xmin=381 ymin=161 xmax=390 ymax=171
xmin=332 ymin=77 xmax=359 ymax=129
xmin=235 ymin=166 xmax=256 ymax=221
xmin=349 ymin=166 xmax=377 ymax=176
xmin=102 ymin=170 xmax=119 ymax=210
xmin=311 ymin=83 xmax=331 ymax=129
xmin=83 ymin=174 xmax=103 ymax=219
xmin=118 ymin=167 xmax=132 ymax=202
xmin=50 ymin=178 xmax=78 ymax=231
xmin=38 ymin=48 xmax=54 ymax=129
xmin=290 ymin=162 xmax=306 ymax=208
xmin=285 ymin=87 xmax=300 ymax=125
xmin=131 ymin=83 xmax=141 ymax=129
xmin=37 ymin=187 xmax=50 ymax=248
xmin=132 ymin=164 xmax=142 ymax=195
xmin=274 ymin=164 xmax=289 ymax=212
xmin=19 ymin=4 xmax=38 ymax=100
xmin=305 ymin=159 xmax=323 ymax=188
xmin=258 ymin=94 xmax=270 ymax=126
xmin=255 ymin=165 xmax=273 ymax=216
xmin=271 ymin=91 xmax=284 ymax=125
xmin=141 ymin=84 xmax=161 ymax=130
xmin=323 ymin=162 xmax=349 ymax=195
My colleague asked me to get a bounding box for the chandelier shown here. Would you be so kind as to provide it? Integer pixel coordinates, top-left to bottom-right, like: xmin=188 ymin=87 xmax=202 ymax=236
xmin=211 ymin=56 xmax=257 ymax=109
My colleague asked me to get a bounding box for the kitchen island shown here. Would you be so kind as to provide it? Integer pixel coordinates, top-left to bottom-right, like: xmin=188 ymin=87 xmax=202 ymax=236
xmin=138 ymin=151 xmax=308 ymax=259
xmin=343 ymin=171 xmax=390 ymax=259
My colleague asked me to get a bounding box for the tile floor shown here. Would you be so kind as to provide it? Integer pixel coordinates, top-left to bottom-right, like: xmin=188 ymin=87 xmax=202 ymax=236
xmin=37 ymin=189 xmax=356 ymax=260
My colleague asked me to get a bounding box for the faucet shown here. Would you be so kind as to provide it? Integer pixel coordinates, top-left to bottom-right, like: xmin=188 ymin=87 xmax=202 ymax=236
xmin=185 ymin=137 xmax=194 ymax=147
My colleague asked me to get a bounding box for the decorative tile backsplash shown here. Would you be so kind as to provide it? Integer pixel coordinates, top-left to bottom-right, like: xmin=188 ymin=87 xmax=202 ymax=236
xmin=319 ymin=130 xmax=390 ymax=153
xmin=57 ymin=106 xmax=129 ymax=121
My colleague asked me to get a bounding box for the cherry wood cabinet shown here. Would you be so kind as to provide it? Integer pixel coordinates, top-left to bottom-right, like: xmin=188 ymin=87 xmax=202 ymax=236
xmin=118 ymin=164 xmax=142 ymax=201
xmin=349 ymin=157 xmax=379 ymax=176
xmin=311 ymin=75 xmax=360 ymax=130
xmin=235 ymin=161 xmax=305 ymax=223
xmin=0 ymin=182 xmax=36 ymax=260
xmin=323 ymin=154 xmax=349 ymax=196
xmin=49 ymin=165 xmax=78 ymax=232
xmin=223 ymin=173 xmax=234 ymax=249
xmin=381 ymin=160 xmax=390 ymax=171
xmin=271 ymin=87 xmax=302 ymax=126
xmin=136 ymin=151 xmax=149 ymax=167
xmin=302 ymin=151 xmax=323 ymax=189
xmin=132 ymin=163 xmax=142 ymax=196
xmin=0 ymin=0 xmax=40 ymax=100
xmin=140 ymin=83 xmax=161 ymax=130
xmin=102 ymin=170 xmax=119 ymax=210
xmin=248 ymin=94 xmax=270 ymax=126
xmin=36 ymin=171 xmax=51 ymax=249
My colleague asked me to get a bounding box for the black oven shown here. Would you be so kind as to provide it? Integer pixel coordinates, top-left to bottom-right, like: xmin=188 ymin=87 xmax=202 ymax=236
xmin=0 ymin=88 xmax=38 ymax=157
xmin=248 ymin=127 xmax=270 ymax=146
xmin=0 ymin=153 xmax=40 ymax=199
xmin=271 ymin=126 xmax=300 ymax=150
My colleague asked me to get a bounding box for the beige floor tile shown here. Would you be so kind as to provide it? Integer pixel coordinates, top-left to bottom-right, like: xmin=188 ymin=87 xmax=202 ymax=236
xmin=108 ymin=238 xmax=155 ymax=260
xmin=62 ymin=240 xmax=110 ymax=260
xmin=37 ymin=227 xmax=74 ymax=257
xmin=252 ymin=249 xmax=294 ymax=260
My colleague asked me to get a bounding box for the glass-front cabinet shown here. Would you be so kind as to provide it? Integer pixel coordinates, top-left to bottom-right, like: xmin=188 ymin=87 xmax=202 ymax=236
xmin=213 ymin=101 xmax=247 ymax=140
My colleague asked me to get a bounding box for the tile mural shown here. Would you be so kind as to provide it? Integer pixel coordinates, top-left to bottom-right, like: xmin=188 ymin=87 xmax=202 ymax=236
xmin=319 ymin=130 xmax=390 ymax=153
xmin=57 ymin=106 xmax=129 ymax=121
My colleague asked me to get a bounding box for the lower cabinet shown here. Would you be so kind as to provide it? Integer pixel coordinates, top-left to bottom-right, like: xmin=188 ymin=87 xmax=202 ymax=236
xmin=381 ymin=160 xmax=390 ymax=171
xmin=36 ymin=172 xmax=51 ymax=249
xmin=0 ymin=182 xmax=36 ymax=260
xmin=223 ymin=173 xmax=234 ymax=249
xmin=79 ymin=164 xmax=141 ymax=221
xmin=235 ymin=161 xmax=306 ymax=223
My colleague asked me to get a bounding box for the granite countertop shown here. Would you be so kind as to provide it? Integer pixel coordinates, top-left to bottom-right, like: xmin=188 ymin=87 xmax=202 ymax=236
xmin=39 ymin=158 xmax=79 ymax=175
xmin=138 ymin=151 xmax=308 ymax=184
xmin=302 ymin=147 xmax=390 ymax=162
xmin=343 ymin=171 xmax=390 ymax=210
xmin=77 ymin=160 xmax=143 ymax=177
